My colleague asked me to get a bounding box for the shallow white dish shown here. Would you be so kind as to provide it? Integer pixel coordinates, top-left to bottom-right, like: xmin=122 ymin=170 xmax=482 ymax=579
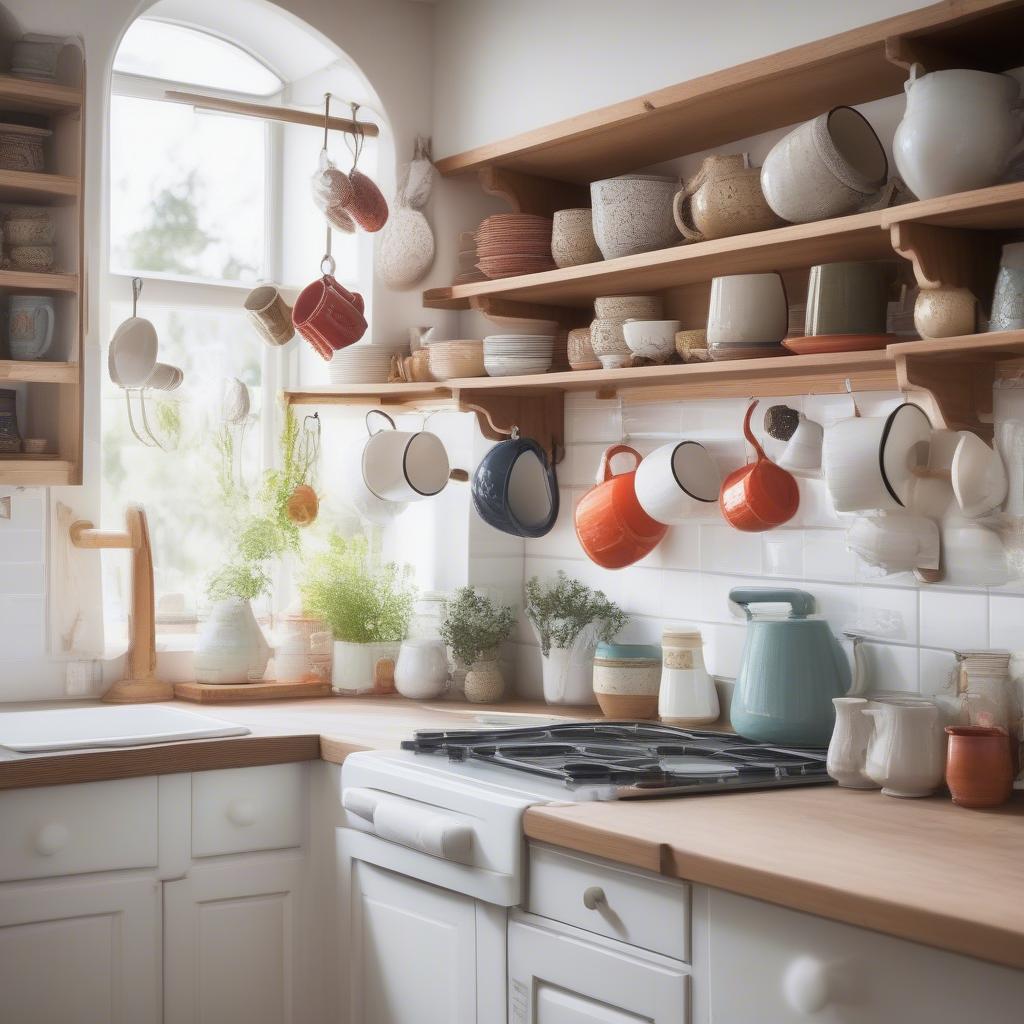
xmin=0 ymin=706 xmax=250 ymax=753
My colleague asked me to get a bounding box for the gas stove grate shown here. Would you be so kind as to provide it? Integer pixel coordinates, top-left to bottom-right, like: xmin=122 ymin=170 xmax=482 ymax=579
xmin=401 ymin=722 xmax=832 ymax=797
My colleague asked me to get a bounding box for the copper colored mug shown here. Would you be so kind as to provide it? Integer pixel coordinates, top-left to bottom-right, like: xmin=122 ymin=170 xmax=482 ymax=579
xmin=292 ymin=272 xmax=367 ymax=360
xmin=575 ymin=445 xmax=668 ymax=569
xmin=720 ymin=400 xmax=800 ymax=531
xmin=945 ymin=725 xmax=1014 ymax=809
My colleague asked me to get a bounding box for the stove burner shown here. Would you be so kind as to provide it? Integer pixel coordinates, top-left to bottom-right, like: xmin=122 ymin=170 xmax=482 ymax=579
xmin=401 ymin=722 xmax=831 ymax=798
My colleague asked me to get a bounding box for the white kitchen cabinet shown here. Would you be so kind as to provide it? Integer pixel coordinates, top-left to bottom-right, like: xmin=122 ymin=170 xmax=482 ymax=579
xmin=163 ymin=851 xmax=309 ymax=1024
xmin=705 ymin=887 xmax=1024 ymax=1023
xmin=509 ymin=915 xmax=689 ymax=1024
xmin=341 ymin=856 xmax=505 ymax=1024
xmin=0 ymin=873 xmax=161 ymax=1024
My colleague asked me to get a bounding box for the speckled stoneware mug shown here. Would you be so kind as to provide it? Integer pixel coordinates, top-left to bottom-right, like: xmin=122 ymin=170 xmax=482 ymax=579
xmin=592 ymin=643 xmax=662 ymax=719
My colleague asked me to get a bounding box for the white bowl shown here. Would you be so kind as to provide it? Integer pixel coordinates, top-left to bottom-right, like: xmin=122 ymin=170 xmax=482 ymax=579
xmin=622 ymin=319 xmax=681 ymax=363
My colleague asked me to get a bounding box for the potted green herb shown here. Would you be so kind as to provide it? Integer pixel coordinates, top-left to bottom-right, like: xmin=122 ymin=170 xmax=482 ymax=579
xmin=524 ymin=572 xmax=628 ymax=705
xmin=300 ymin=532 xmax=416 ymax=694
xmin=194 ymin=408 xmax=308 ymax=684
xmin=439 ymin=586 xmax=516 ymax=703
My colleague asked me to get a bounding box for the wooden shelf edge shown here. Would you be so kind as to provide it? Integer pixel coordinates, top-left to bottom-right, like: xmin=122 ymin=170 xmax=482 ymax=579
xmin=0 ymin=269 xmax=79 ymax=293
xmin=0 ymin=458 xmax=75 ymax=486
xmin=0 ymin=360 xmax=78 ymax=384
xmin=0 ymin=73 xmax=83 ymax=112
xmin=0 ymin=168 xmax=79 ymax=201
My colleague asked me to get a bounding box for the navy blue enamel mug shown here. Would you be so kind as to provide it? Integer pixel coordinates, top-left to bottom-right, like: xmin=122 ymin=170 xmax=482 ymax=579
xmin=471 ymin=432 xmax=559 ymax=538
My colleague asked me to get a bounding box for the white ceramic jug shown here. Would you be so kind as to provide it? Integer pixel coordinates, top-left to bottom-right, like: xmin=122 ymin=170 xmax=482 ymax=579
xmin=863 ymin=701 xmax=944 ymax=798
xmin=826 ymin=697 xmax=878 ymax=789
xmin=894 ymin=65 xmax=1024 ymax=200
xmin=194 ymin=599 xmax=271 ymax=685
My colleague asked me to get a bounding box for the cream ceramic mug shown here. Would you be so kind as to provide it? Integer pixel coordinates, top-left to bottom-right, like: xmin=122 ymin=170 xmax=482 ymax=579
xmin=706 ymin=273 xmax=787 ymax=346
xmin=8 ymin=295 xmax=54 ymax=360
xmin=361 ymin=409 xmax=450 ymax=502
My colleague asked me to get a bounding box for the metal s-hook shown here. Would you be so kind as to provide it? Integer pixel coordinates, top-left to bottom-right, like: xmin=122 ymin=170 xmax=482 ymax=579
xmin=322 ymin=92 xmax=331 ymax=152
xmin=131 ymin=277 xmax=143 ymax=318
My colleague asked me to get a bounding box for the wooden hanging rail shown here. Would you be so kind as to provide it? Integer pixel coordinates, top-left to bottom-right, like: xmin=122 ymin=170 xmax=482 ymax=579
xmin=162 ymin=90 xmax=380 ymax=137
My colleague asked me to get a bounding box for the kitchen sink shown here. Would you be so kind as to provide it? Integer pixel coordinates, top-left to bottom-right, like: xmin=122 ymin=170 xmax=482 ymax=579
xmin=0 ymin=705 xmax=250 ymax=753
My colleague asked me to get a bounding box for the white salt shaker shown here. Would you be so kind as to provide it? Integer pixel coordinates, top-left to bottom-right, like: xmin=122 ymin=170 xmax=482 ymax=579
xmin=658 ymin=628 xmax=719 ymax=726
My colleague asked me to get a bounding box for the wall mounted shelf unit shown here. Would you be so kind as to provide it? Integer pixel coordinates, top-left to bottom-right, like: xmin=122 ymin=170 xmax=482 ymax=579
xmin=291 ymin=0 xmax=1024 ymax=459
xmin=0 ymin=55 xmax=85 ymax=488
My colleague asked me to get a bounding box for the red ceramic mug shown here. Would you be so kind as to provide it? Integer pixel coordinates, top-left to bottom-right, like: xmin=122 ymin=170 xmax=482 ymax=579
xmin=720 ymin=400 xmax=799 ymax=531
xmin=575 ymin=445 xmax=668 ymax=569
xmin=292 ymin=270 xmax=367 ymax=360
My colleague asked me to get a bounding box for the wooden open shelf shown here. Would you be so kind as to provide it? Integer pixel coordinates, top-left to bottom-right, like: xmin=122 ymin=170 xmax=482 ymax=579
xmin=0 ymin=54 xmax=85 ymax=488
xmin=0 ymin=359 xmax=77 ymax=384
xmin=424 ymin=182 xmax=1024 ymax=315
xmin=0 ymin=73 xmax=82 ymax=115
xmin=0 ymin=168 xmax=79 ymax=204
xmin=434 ymin=0 xmax=1024 ymax=184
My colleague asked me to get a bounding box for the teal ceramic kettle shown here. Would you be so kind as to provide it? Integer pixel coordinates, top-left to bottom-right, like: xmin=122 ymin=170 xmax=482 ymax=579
xmin=729 ymin=587 xmax=865 ymax=747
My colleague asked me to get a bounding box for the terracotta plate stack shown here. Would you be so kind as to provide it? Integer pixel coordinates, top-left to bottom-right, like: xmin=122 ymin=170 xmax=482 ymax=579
xmin=475 ymin=214 xmax=555 ymax=279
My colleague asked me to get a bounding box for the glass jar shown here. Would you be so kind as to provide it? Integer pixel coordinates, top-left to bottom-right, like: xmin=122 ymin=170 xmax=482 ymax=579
xmin=659 ymin=628 xmax=719 ymax=726
xmin=409 ymin=590 xmax=448 ymax=642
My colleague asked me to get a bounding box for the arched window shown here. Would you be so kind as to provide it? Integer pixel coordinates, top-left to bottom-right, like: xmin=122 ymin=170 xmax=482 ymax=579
xmin=102 ymin=14 xmax=377 ymax=638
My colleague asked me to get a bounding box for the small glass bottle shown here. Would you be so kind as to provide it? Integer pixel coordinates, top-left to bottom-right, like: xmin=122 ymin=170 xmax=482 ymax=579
xmin=659 ymin=628 xmax=719 ymax=726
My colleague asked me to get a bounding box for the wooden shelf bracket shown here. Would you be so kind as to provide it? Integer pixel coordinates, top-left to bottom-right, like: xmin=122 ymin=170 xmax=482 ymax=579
xmin=890 ymin=221 xmax=1003 ymax=314
xmin=454 ymin=387 xmax=565 ymax=464
xmin=894 ymin=349 xmax=996 ymax=439
xmin=478 ymin=166 xmax=589 ymax=218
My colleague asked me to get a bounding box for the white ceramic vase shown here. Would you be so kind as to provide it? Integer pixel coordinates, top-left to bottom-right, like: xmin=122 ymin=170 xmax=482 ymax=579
xmin=539 ymin=627 xmax=598 ymax=706
xmin=394 ymin=638 xmax=449 ymax=700
xmin=826 ymin=697 xmax=879 ymax=789
xmin=194 ymin=599 xmax=271 ymax=685
xmin=894 ymin=66 xmax=1024 ymax=201
xmin=331 ymin=640 xmax=400 ymax=695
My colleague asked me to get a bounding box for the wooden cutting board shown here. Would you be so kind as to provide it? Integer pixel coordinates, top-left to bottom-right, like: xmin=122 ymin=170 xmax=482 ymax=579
xmin=174 ymin=678 xmax=332 ymax=703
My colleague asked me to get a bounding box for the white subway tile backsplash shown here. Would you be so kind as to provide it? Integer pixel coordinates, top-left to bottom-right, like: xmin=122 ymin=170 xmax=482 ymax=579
xmin=564 ymin=395 xmax=621 ymax=443
xmin=559 ymin=445 xmax=606 ymax=487
xmin=852 ymin=585 xmax=918 ymax=644
xmin=988 ymin=594 xmax=1024 ymax=651
xmin=762 ymin=530 xmax=804 ymax=578
xmin=700 ymin=524 xmax=761 ymax=575
xmin=862 ymin=641 xmax=919 ymax=693
xmin=918 ymin=647 xmax=959 ymax=698
xmin=803 ymin=529 xmax=857 ymax=582
xmin=919 ymin=589 xmax=988 ymax=651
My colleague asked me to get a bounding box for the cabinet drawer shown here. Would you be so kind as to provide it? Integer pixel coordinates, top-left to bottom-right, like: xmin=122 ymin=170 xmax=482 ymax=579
xmin=191 ymin=764 xmax=305 ymax=858
xmin=708 ymin=888 xmax=1024 ymax=1023
xmin=527 ymin=844 xmax=689 ymax=961
xmin=0 ymin=777 xmax=158 ymax=881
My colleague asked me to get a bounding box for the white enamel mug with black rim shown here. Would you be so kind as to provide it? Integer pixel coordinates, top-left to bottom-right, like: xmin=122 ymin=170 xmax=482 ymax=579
xmin=633 ymin=440 xmax=721 ymax=525
xmin=361 ymin=410 xmax=450 ymax=503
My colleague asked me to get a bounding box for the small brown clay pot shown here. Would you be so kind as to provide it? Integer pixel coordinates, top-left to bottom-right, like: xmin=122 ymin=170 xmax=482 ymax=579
xmin=944 ymin=726 xmax=1014 ymax=809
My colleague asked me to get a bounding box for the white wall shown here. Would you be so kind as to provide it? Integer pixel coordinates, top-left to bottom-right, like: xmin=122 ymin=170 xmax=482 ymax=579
xmin=429 ymin=0 xmax=1024 ymax=706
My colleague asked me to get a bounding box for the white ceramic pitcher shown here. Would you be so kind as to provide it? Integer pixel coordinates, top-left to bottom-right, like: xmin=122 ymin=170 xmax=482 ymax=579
xmin=863 ymin=701 xmax=944 ymax=798
xmin=894 ymin=64 xmax=1024 ymax=200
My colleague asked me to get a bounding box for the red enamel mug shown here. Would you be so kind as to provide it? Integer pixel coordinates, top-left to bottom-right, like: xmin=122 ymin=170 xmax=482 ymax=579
xmin=292 ymin=272 xmax=367 ymax=360
xmin=720 ymin=400 xmax=800 ymax=531
xmin=575 ymin=445 xmax=668 ymax=569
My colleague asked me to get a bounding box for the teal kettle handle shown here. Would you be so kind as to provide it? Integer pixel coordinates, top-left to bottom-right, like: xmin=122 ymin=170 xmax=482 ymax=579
xmin=729 ymin=587 xmax=815 ymax=620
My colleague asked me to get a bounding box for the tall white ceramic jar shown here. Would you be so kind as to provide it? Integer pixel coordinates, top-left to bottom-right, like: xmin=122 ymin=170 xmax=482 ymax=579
xmin=658 ymin=629 xmax=719 ymax=725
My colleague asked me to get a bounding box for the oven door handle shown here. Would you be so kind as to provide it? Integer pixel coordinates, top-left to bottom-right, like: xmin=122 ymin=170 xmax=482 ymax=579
xmin=342 ymin=787 xmax=475 ymax=863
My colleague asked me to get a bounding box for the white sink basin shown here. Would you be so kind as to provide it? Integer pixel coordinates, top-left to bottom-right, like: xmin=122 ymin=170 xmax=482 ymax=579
xmin=0 ymin=705 xmax=250 ymax=753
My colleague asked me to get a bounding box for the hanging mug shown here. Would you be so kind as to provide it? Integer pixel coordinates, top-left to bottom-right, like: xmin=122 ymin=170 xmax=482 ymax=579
xmin=362 ymin=409 xmax=450 ymax=502
xmin=472 ymin=430 xmax=559 ymax=538
xmin=574 ymin=445 xmax=668 ymax=569
xmin=292 ymin=263 xmax=367 ymax=360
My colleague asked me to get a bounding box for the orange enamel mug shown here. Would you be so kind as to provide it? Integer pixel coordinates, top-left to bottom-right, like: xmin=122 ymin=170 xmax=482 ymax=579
xmin=575 ymin=445 xmax=669 ymax=569
xmin=720 ymin=400 xmax=800 ymax=531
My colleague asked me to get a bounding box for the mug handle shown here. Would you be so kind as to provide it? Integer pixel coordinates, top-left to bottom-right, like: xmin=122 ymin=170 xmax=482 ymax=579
xmin=741 ymin=400 xmax=768 ymax=462
xmin=35 ymin=304 xmax=54 ymax=358
xmin=596 ymin=444 xmax=642 ymax=485
xmin=366 ymin=409 xmax=396 ymax=435
xmin=672 ymin=186 xmax=705 ymax=243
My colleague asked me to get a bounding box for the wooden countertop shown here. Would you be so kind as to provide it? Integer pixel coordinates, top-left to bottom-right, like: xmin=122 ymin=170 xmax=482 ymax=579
xmin=525 ymin=786 xmax=1024 ymax=971
xmin=3 ymin=695 xmax=1022 ymax=970
xmin=0 ymin=696 xmax=597 ymax=790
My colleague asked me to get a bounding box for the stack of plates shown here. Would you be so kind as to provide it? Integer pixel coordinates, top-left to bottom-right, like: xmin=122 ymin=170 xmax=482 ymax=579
xmin=454 ymin=229 xmax=486 ymax=285
xmin=327 ymin=345 xmax=396 ymax=385
xmin=476 ymin=214 xmax=555 ymax=279
xmin=484 ymin=335 xmax=554 ymax=377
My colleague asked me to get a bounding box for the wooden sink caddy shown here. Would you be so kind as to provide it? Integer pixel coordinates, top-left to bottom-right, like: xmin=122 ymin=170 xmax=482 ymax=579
xmin=287 ymin=0 xmax=1024 ymax=451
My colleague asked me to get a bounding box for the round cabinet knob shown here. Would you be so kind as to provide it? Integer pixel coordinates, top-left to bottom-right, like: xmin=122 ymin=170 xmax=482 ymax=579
xmin=34 ymin=821 xmax=70 ymax=856
xmin=226 ymin=798 xmax=258 ymax=827
xmin=582 ymin=886 xmax=606 ymax=911
xmin=782 ymin=956 xmax=833 ymax=1015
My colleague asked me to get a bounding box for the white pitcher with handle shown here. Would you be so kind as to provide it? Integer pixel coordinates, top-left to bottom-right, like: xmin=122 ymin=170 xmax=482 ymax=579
xmin=862 ymin=701 xmax=944 ymax=798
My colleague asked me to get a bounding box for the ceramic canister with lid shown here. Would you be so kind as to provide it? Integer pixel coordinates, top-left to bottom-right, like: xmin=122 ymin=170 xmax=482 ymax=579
xmin=658 ymin=628 xmax=719 ymax=725
xmin=592 ymin=642 xmax=662 ymax=719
